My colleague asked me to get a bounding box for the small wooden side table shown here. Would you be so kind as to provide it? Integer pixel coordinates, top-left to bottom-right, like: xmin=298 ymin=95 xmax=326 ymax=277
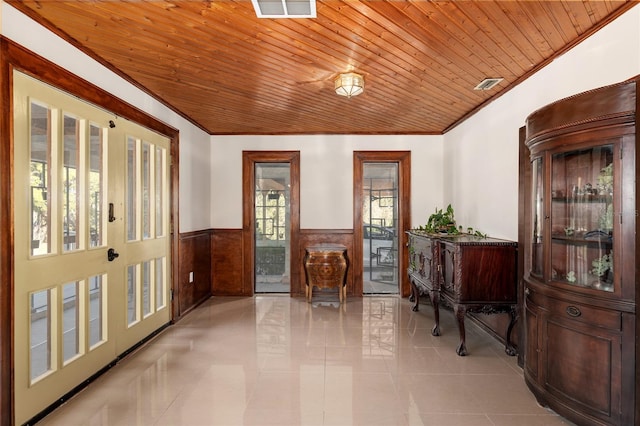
xmin=303 ymin=244 xmax=348 ymax=302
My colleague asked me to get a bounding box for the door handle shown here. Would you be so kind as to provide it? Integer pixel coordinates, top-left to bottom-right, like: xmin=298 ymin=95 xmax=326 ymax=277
xmin=107 ymin=248 xmax=120 ymax=262
xmin=108 ymin=203 xmax=116 ymax=222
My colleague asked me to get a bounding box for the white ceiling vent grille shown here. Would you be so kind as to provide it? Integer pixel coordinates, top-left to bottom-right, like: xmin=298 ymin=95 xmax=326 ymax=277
xmin=251 ymin=0 xmax=316 ymax=18
xmin=474 ymin=78 xmax=503 ymax=91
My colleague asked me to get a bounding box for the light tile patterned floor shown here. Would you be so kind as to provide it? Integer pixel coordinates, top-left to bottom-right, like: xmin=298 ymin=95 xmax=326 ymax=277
xmin=37 ymin=296 xmax=574 ymax=425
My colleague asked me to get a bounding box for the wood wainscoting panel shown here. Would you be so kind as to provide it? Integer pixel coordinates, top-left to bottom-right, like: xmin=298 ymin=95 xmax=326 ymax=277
xmin=211 ymin=229 xmax=245 ymax=296
xmin=299 ymin=230 xmax=354 ymax=298
xmin=177 ymin=230 xmax=212 ymax=319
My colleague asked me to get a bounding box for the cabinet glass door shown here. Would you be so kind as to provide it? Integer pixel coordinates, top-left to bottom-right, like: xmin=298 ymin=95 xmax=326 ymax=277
xmin=531 ymin=157 xmax=544 ymax=278
xmin=550 ymin=144 xmax=614 ymax=291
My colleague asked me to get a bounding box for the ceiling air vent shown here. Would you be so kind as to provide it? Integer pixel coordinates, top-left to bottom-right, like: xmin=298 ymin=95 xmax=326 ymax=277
xmin=474 ymin=78 xmax=503 ymax=91
xmin=251 ymin=0 xmax=316 ymax=18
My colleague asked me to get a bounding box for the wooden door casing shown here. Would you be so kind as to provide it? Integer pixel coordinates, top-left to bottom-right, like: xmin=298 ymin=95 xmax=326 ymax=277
xmin=353 ymin=151 xmax=411 ymax=297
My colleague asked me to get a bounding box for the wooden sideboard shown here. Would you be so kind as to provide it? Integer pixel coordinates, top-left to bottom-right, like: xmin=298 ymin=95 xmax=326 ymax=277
xmin=407 ymin=232 xmax=518 ymax=356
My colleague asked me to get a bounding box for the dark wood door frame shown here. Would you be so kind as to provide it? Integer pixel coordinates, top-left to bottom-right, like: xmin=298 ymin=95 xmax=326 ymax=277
xmin=353 ymin=151 xmax=411 ymax=297
xmin=242 ymin=151 xmax=300 ymax=296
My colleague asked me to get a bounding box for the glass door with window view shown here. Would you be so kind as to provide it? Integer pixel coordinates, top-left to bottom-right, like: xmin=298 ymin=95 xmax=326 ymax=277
xmin=363 ymin=163 xmax=398 ymax=293
xmin=255 ymin=163 xmax=290 ymax=293
xmin=13 ymin=71 xmax=171 ymax=425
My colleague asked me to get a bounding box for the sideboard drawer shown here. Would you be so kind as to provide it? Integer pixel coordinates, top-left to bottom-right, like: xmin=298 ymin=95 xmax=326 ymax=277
xmin=544 ymin=297 xmax=622 ymax=331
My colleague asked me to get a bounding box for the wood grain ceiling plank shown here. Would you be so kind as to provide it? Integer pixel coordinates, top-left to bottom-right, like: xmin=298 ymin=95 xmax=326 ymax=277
xmin=69 ymin=22 xmax=358 ymax=127
xmin=424 ymin=1 xmax=529 ymax=80
xmin=318 ymin=3 xmax=485 ymax=110
xmin=128 ymin=2 xmax=392 ymax=120
xmin=346 ymin=1 xmax=485 ymax=99
xmin=494 ymin=2 xmax=555 ymax=60
xmin=165 ymin=4 xmax=458 ymax=131
xmin=397 ymin=1 xmax=513 ymax=85
xmin=516 ymin=1 xmax=571 ymax=56
xmin=6 ymin=0 xmax=632 ymax=135
xmin=292 ymin=3 xmax=478 ymax=116
xmin=472 ymin=1 xmax=545 ymax=72
xmin=534 ymin=1 xmax=580 ymax=47
xmin=0 ymin=0 xmax=480 ymax=132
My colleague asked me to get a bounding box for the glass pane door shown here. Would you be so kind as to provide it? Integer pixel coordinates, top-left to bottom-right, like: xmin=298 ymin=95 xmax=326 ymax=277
xmin=550 ymin=144 xmax=614 ymax=292
xmin=13 ymin=71 xmax=171 ymax=425
xmin=255 ymin=163 xmax=290 ymax=293
xmin=363 ymin=163 xmax=398 ymax=294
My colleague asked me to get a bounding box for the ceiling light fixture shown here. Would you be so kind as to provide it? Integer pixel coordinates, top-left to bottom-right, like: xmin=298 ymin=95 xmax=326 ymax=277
xmin=334 ymin=72 xmax=364 ymax=98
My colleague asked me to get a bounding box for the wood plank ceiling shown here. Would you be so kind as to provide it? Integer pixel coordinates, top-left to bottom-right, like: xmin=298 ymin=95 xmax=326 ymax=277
xmin=6 ymin=0 xmax=635 ymax=135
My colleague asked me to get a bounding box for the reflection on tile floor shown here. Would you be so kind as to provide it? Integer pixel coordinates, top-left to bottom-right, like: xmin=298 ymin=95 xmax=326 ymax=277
xmin=38 ymin=296 xmax=574 ymax=425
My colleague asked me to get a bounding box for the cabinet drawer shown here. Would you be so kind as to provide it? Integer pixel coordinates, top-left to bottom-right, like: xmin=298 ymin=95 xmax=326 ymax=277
xmin=542 ymin=296 xmax=621 ymax=331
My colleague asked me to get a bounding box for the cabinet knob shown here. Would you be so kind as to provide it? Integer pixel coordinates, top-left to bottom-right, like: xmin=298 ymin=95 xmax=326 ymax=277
xmin=566 ymin=305 xmax=582 ymax=318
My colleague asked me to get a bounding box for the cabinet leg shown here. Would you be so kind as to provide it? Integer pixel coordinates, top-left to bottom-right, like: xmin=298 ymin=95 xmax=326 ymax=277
xmin=410 ymin=282 xmax=420 ymax=312
xmin=504 ymin=305 xmax=518 ymax=356
xmin=430 ymin=291 xmax=441 ymax=336
xmin=454 ymin=305 xmax=467 ymax=356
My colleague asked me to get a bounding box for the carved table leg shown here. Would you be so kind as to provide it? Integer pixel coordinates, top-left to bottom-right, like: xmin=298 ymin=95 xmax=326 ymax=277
xmin=504 ymin=305 xmax=518 ymax=356
xmin=410 ymin=281 xmax=420 ymax=312
xmin=409 ymin=278 xmax=415 ymax=303
xmin=454 ymin=304 xmax=467 ymax=356
xmin=430 ymin=290 xmax=441 ymax=336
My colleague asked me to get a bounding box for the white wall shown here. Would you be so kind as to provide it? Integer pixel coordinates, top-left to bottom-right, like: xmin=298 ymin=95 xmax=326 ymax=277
xmin=444 ymin=4 xmax=640 ymax=241
xmin=211 ymin=134 xmax=443 ymax=230
xmin=1 ymin=2 xmax=212 ymax=233
xmin=211 ymin=135 xmax=442 ymax=229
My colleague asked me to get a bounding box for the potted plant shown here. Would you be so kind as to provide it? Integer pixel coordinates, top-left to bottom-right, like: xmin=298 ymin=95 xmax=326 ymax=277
xmin=420 ymin=204 xmax=459 ymax=234
xmin=415 ymin=204 xmax=487 ymax=237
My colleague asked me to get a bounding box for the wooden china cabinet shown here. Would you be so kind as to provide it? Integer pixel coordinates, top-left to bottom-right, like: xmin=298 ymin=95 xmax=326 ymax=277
xmin=522 ymin=77 xmax=638 ymax=426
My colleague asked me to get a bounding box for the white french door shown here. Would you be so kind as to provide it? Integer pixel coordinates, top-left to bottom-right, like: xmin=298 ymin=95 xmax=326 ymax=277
xmin=13 ymin=71 xmax=171 ymax=425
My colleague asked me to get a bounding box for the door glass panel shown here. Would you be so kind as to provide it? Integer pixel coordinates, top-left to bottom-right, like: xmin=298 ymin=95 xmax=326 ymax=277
xmin=127 ymin=264 xmax=139 ymax=326
xmin=15 ymin=71 xmax=173 ymax=425
xmin=142 ymin=142 xmax=152 ymax=240
xmin=255 ymin=163 xmax=290 ymax=293
xmin=531 ymin=158 xmax=543 ymax=277
xmin=155 ymin=257 xmax=165 ymax=310
xmin=30 ymin=102 xmax=53 ymax=256
xmin=142 ymin=260 xmax=152 ymax=317
xmin=63 ymin=114 xmax=81 ymax=252
xmin=89 ymin=124 xmax=104 ymax=248
xmin=30 ymin=288 xmax=55 ymax=382
xmin=363 ymin=163 xmax=398 ymax=294
xmin=88 ymin=274 xmax=105 ymax=348
xmin=550 ymin=145 xmax=614 ymax=291
xmin=155 ymin=146 xmax=165 ymax=237
xmin=62 ymin=281 xmax=81 ymax=363
xmin=127 ymin=137 xmax=138 ymax=241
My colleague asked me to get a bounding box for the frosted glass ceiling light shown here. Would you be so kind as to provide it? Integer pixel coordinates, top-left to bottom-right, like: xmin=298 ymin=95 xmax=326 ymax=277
xmin=335 ymin=72 xmax=364 ymax=98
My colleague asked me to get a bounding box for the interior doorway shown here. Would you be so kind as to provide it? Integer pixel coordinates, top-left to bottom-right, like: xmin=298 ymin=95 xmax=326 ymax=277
xmin=242 ymin=152 xmax=300 ymax=296
xmin=362 ymin=163 xmax=399 ymax=293
xmin=254 ymin=163 xmax=291 ymax=293
xmin=353 ymin=152 xmax=411 ymax=297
